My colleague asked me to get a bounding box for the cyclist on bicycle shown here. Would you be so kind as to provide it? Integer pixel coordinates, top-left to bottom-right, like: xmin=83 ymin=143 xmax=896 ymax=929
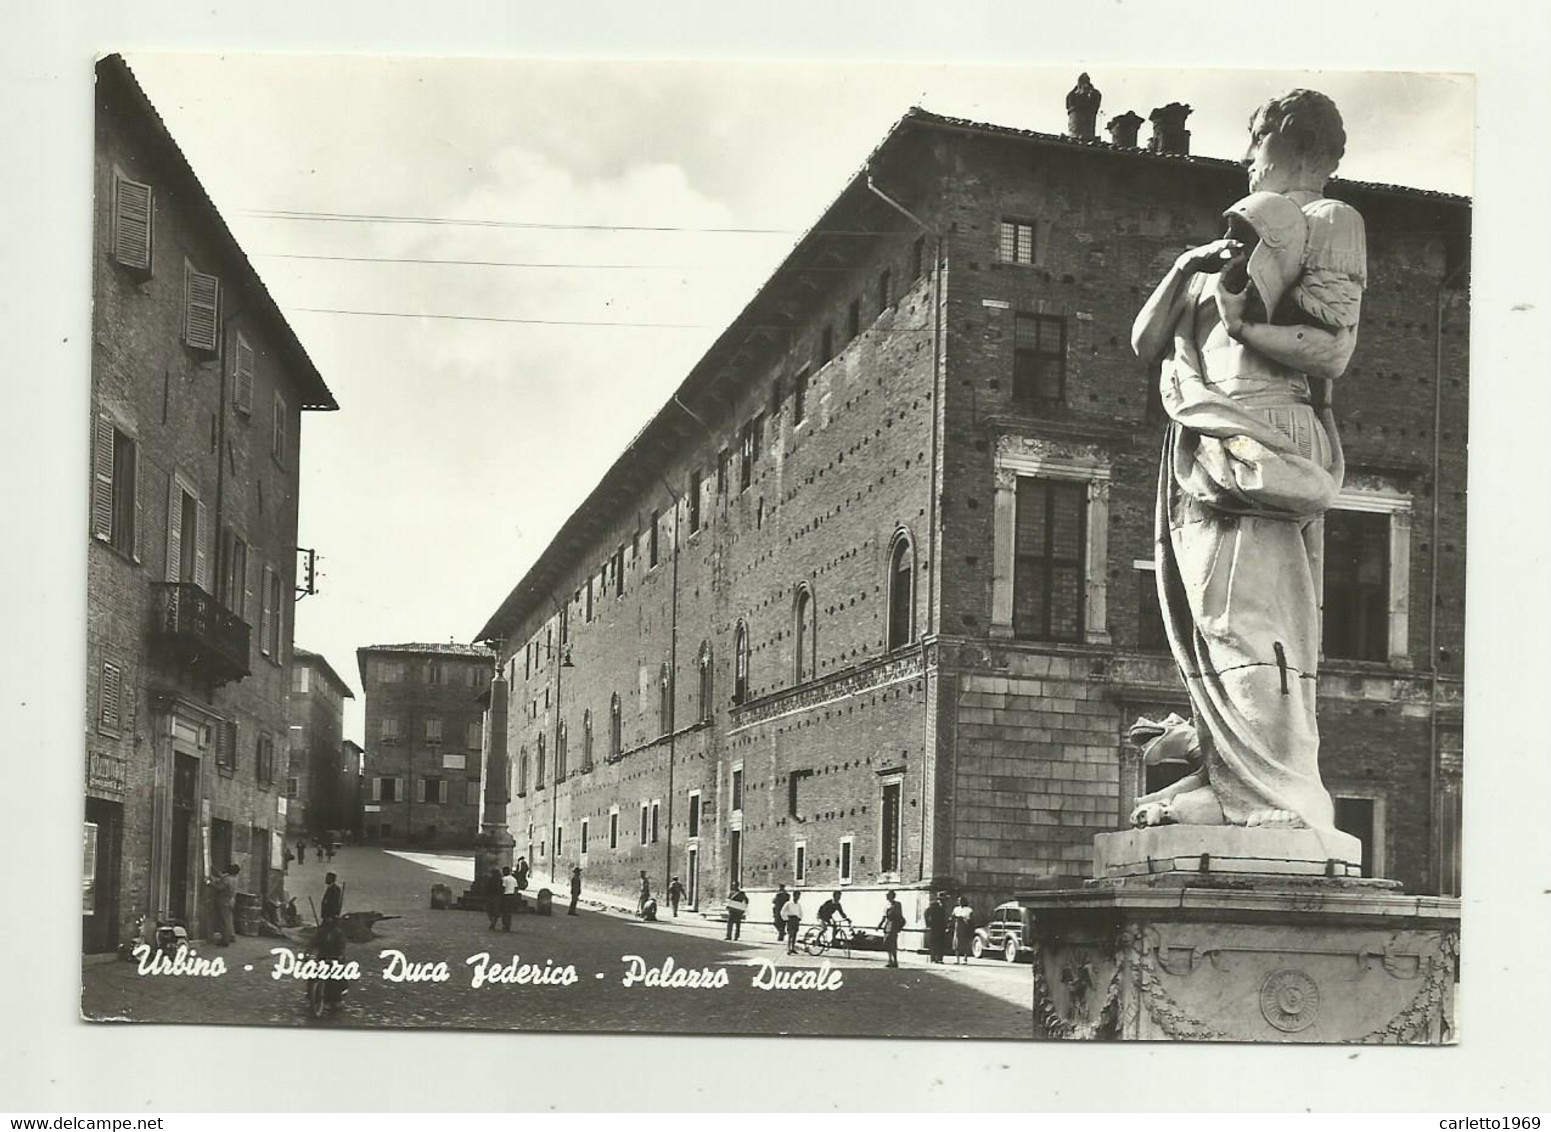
xmin=817 ymin=891 xmax=850 ymax=942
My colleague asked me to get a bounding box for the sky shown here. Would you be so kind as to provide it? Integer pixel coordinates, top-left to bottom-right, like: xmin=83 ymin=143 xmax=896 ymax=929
xmin=121 ymin=56 xmax=1473 ymax=746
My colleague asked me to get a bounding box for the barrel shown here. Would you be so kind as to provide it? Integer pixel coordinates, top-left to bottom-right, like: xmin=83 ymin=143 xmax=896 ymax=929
xmin=234 ymin=892 xmax=262 ymax=936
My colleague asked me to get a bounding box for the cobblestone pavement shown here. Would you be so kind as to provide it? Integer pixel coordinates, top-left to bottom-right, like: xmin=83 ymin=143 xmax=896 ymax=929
xmin=82 ymin=847 xmax=1034 ymax=1040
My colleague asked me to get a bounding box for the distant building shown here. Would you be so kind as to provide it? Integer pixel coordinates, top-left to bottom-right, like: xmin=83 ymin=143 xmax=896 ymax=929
xmin=85 ymin=56 xmax=338 ymax=952
xmin=285 ymin=648 xmax=356 ymax=839
xmin=476 ymin=92 xmax=1469 ymax=919
xmin=341 ymin=739 xmax=365 ymax=837
xmin=356 ymin=643 xmax=496 ymax=846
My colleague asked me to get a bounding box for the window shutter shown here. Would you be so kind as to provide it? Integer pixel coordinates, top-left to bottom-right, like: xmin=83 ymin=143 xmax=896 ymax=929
xmin=370 ymin=777 xmax=381 ymax=802
xmin=184 ymin=266 xmax=220 ymax=352
xmin=242 ymin=553 xmax=254 ymax=629
xmin=271 ymin=569 xmax=285 ymax=663
xmin=272 ymin=392 xmax=288 ymax=464
xmin=259 ymin=565 xmax=273 ymax=656
xmin=233 ymin=335 xmax=255 ymax=415
xmin=165 ymin=477 xmax=183 ymax=583
xmin=113 ymin=176 xmax=153 ymax=271
xmin=130 ymin=441 xmax=143 ymax=563
xmin=416 ymin=778 xmax=427 ymax=804
xmin=193 ymin=500 xmax=209 ymax=590
xmin=99 ymin=661 xmax=123 ymax=734
xmin=92 ymin=416 xmax=115 ymax=542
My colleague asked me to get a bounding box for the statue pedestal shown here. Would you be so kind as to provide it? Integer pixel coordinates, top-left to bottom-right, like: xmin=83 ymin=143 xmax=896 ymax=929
xmin=1018 ymin=828 xmax=1459 ymax=1043
xmin=455 ymin=827 xmax=516 ymax=912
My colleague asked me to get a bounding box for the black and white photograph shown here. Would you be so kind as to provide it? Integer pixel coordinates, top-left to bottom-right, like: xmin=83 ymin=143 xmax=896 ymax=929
xmin=6 ymin=0 xmax=1551 ymax=1115
xmin=79 ymin=53 xmax=1471 ymax=1043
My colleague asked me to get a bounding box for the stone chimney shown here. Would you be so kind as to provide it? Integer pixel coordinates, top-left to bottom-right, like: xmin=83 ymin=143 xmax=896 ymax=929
xmin=1065 ymin=73 xmax=1102 ymax=139
xmin=1106 ymin=111 xmax=1144 ymax=148
xmin=1148 ymin=103 xmax=1193 ymax=155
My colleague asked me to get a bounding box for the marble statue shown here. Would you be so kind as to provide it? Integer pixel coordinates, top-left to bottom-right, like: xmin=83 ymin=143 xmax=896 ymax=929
xmin=1129 ymin=90 xmax=1368 ymax=832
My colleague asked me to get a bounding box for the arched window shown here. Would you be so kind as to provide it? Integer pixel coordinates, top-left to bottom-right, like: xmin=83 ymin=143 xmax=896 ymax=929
xmin=698 ymin=640 xmax=713 ymax=723
xmin=887 ymin=529 xmax=916 ymax=650
xmin=582 ymin=709 xmax=594 ymax=770
xmin=556 ymin=720 xmax=568 ymax=782
xmin=733 ymin=621 xmax=750 ymax=704
xmin=794 ymin=583 xmax=815 ymax=683
xmin=609 ymin=693 xmax=622 ymax=759
xmin=536 ymin=734 xmax=546 ymax=788
xmin=659 ymin=662 xmax=673 ymax=735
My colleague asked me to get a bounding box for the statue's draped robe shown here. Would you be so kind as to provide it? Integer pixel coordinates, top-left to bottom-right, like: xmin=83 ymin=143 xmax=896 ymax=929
xmin=1155 ymin=194 xmax=1366 ymax=830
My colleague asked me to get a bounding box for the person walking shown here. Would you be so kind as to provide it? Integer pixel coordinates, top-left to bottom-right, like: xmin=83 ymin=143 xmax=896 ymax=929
xmin=206 ymin=863 xmax=239 ymax=946
xmin=952 ymin=895 xmax=975 ymax=964
xmin=781 ymin=889 xmax=804 ymax=955
xmin=924 ymin=891 xmax=949 ymax=964
xmin=880 ymin=890 xmax=906 ymax=968
xmin=296 ymin=839 xmax=307 ymax=866
xmin=725 ymin=884 xmax=748 ymax=940
xmin=514 ymin=855 xmax=530 ymax=912
xmin=321 ymin=871 xmax=344 ymax=923
xmin=499 ymin=866 xmax=518 ymax=931
xmin=667 ymin=876 xmax=686 ymax=917
xmin=771 ymin=884 xmax=790 ymax=941
xmin=568 ymin=866 xmax=582 ymax=916
xmin=637 ymin=870 xmax=652 ymax=918
xmin=483 ymin=868 xmax=504 ymax=930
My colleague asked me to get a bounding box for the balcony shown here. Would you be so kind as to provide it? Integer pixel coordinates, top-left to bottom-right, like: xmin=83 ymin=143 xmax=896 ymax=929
xmin=150 ymin=581 xmax=250 ymax=684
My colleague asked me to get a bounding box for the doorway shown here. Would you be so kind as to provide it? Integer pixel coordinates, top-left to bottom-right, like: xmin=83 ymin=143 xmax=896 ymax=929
xmin=728 ymin=830 xmax=742 ymax=889
xmin=686 ymin=846 xmax=699 ymax=909
xmin=83 ymin=798 xmax=123 ymax=954
xmin=169 ymin=754 xmax=198 ymax=922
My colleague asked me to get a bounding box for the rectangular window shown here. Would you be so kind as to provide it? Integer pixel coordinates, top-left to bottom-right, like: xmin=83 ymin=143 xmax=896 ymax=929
xmin=580 ymin=818 xmax=590 ymax=855
xmin=272 ymin=391 xmax=289 ymax=467
xmin=1323 ymin=510 xmax=1390 ymax=661
xmin=286 ymin=777 xmax=299 ymax=800
xmin=555 ymin=824 xmax=563 ymax=856
xmin=650 ymin=510 xmax=661 ymax=567
xmin=377 ymin=777 xmax=399 ymax=803
xmin=614 ymin=546 xmax=625 ymax=596
xmin=183 ymin=265 xmax=219 ymax=352
xmin=639 ymin=804 xmax=649 ymax=847
xmin=877 ymin=269 xmax=891 ymax=311
xmin=847 ymin=298 xmax=861 ymax=341
xmin=112 ymin=174 xmax=153 ymax=272
xmin=739 ymin=423 xmax=754 ymax=492
xmin=731 ymin=766 xmax=744 ymax=812
xmin=1333 ymin=796 xmax=1378 ymax=878
xmin=380 ymin=717 xmax=400 ymax=742
xmin=999 ymin=218 xmax=1037 ymax=264
xmin=1013 ymin=477 xmax=1087 ymax=643
xmin=688 ymin=469 xmax=703 ymax=533
xmin=291 ymin=665 xmax=310 ymax=694
xmin=880 ymin=779 xmax=903 ymax=874
xmin=427 ymin=661 xmax=445 ymax=685
xmin=232 ymin=333 xmax=255 ymax=416
xmin=794 ymin=842 xmax=807 ymax=884
xmin=92 ymin=418 xmax=139 ymax=559
xmin=793 ymin=370 xmax=809 ymax=425
xmin=1135 ymin=561 xmax=1168 ymax=651
xmin=424 ymin=717 xmax=442 ymax=744
xmin=585 ymin=575 xmax=594 ymax=622
xmin=651 ymin=800 xmax=661 ymax=844
xmin=839 ymin=836 xmax=854 ymax=885
xmin=256 ymin=734 xmax=274 ymax=787
xmin=214 ymin=720 xmax=237 ymax=773
xmin=609 ymin=810 xmax=620 ymax=850
xmin=418 ymin=777 xmax=446 ymax=804
xmin=98 ymin=661 xmax=123 ymax=737
xmin=1013 ymin=312 xmax=1066 ymax=403
xmin=687 ymin=791 xmax=701 ymax=838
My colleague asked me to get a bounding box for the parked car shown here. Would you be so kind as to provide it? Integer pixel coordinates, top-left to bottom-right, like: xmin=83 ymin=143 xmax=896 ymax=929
xmin=970 ymin=901 xmax=1034 ymax=963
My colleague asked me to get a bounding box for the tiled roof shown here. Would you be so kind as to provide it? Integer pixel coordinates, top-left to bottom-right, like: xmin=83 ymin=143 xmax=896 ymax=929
xmin=357 ymin=641 xmax=497 ymax=658
xmin=291 ymin=647 xmax=356 ymax=698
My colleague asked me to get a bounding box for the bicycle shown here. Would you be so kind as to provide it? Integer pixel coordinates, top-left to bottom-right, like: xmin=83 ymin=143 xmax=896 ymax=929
xmin=800 ymin=920 xmax=853 ymax=958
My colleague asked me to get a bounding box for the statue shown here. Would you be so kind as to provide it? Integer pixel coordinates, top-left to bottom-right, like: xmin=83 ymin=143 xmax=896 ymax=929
xmin=1066 ymin=73 xmax=1103 ymax=138
xmin=1129 ymin=90 xmax=1368 ymax=832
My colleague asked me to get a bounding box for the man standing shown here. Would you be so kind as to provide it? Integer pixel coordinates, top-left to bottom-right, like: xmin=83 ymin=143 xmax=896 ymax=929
xmin=772 ymin=884 xmax=789 ymax=941
xmin=667 ymin=876 xmax=686 ymax=917
xmin=498 ymin=866 xmax=517 ymax=931
xmin=296 ymin=839 xmax=307 ymax=865
xmin=879 ymin=890 xmax=906 ymax=969
xmin=568 ymin=866 xmax=582 ymax=916
xmin=321 ymin=871 xmax=344 ymax=923
xmin=637 ymin=870 xmax=652 ymax=917
xmin=484 ymin=867 xmax=504 ymax=930
xmin=924 ymin=891 xmax=949 ymax=964
xmin=725 ymin=884 xmax=748 ymax=940
xmin=781 ymin=890 xmax=804 ymax=955
xmin=206 ymin=863 xmax=239 ymax=946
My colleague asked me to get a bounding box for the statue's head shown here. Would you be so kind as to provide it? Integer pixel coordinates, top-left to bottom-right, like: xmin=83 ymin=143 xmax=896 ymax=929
xmin=1244 ymin=89 xmax=1347 ymax=193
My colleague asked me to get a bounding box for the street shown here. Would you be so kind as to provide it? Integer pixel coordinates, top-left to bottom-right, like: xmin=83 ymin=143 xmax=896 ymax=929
xmin=82 ymin=846 xmax=1035 ymax=1039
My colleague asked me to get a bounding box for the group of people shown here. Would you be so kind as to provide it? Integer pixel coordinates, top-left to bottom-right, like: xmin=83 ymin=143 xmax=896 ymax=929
xmin=765 ymin=886 xmax=908 ymax=967
xmin=484 ymin=859 xmax=586 ymax=929
xmin=285 ymin=835 xmax=339 ymax=867
xmin=922 ymin=892 xmax=977 ymax=964
xmin=205 ymin=864 xmax=344 ymax=947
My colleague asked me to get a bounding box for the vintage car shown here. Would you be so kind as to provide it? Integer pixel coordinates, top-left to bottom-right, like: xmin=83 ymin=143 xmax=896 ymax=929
xmin=970 ymin=900 xmax=1034 ymax=963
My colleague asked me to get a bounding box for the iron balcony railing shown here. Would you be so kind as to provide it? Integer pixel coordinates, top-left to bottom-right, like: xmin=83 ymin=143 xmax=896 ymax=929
xmin=150 ymin=581 xmax=251 ymax=683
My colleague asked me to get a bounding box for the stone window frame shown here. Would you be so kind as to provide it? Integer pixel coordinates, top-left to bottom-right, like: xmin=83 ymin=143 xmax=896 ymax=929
xmin=580 ymin=816 xmax=590 ymax=860
xmin=687 ymin=789 xmax=702 ymax=840
xmin=731 ymin=762 xmax=744 ymax=815
xmin=792 ymin=582 xmax=817 ymax=684
xmin=1330 ymin=789 xmax=1388 ymax=879
xmin=793 ymin=838 xmax=807 ymax=884
xmin=639 ymin=801 xmax=650 ymax=847
xmin=990 ymin=441 xmax=1112 ymax=645
xmin=838 ymin=834 xmax=855 ymax=886
xmin=733 ymin=620 xmax=751 ymax=704
xmin=885 ymin=528 xmax=917 ymax=651
xmin=608 ymin=806 xmax=620 ymax=850
xmin=609 ymin=693 xmax=622 ymax=760
xmin=1326 ymin=485 xmax=1414 ymax=667
xmin=877 ymin=770 xmax=905 ymax=881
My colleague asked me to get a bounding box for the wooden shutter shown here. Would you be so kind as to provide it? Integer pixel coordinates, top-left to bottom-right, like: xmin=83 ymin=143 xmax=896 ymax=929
xmin=130 ymin=441 xmax=142 ymax=563
xmin=369 ymin=777 xmax=381 ymax=802
xmin=416 ymin=778 xmax=427 ymax=804
xmin=259 ymin=565 xmax=273 ymax=656
xmin=272 ymin=392 xmax=288 ymax=463
xmin=242 ymin=550 xmax=254 ymax=626
xmin=92 ymin=416 xmax=115 ymax=541
xmin=193 ymin=500 xmax=209 ymax=590
xmin=113 ymin=176 xmax=153 ymax=271
xmin=165 ymin=477 xmax=183 ymax=583
xmin=184 ymin=266 xmax=219 ymax=351
xmin=233 ymin=335 xmax=255 ymax=415
xmin=99 ymin=661 xmax=123 ymax=734
xmin=271 ymin=569 xmax=285 ymax=663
